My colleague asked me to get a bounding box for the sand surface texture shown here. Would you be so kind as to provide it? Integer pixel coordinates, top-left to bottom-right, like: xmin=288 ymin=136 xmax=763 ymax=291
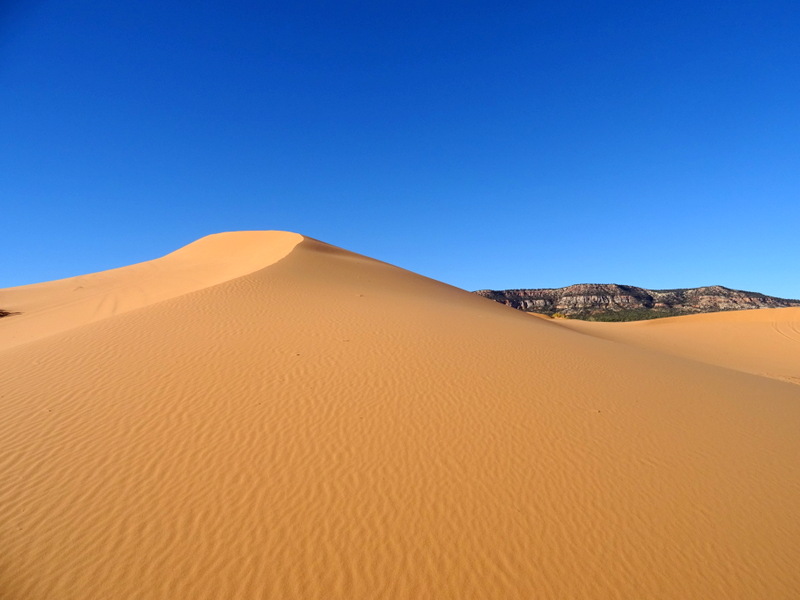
xmin=557 ymin=308 xmax=800 ymax=386
xmin=2 ymin=232 xmax=800 ymax=599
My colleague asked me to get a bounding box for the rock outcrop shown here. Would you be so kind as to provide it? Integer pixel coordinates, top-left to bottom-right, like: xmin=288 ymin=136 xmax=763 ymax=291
xmin=474 ymin=284 xmax=800 ymax=321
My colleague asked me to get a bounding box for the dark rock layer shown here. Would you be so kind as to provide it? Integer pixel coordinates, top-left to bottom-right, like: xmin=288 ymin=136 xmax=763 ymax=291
xmin=474 ymin=284 xmax=800 ymax=321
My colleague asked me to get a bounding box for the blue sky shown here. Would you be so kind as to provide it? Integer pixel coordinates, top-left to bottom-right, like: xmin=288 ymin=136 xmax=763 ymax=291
xmin=2 ymin=1 xmax=799 ymax=297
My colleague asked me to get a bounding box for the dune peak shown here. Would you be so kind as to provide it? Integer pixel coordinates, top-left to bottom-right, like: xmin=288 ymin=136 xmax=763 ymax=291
xmin=163 ymin=230 xmax=304 ymax=261
xmin=0 ymin=230 xmax=303 ymax=350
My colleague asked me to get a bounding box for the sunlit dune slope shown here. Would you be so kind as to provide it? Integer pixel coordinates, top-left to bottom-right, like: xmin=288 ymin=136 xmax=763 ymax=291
xmin=0 ymin=231 xmax=302 ymax=351
xmin=2 ymin=233 xmax=800 ymax=599
xmin=557 ymin=308 xmax=800 ymax=385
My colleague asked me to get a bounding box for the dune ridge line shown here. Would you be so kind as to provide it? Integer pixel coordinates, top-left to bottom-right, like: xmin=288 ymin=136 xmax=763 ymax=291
xmin=0 ymin=231 xmax=303 ymax=351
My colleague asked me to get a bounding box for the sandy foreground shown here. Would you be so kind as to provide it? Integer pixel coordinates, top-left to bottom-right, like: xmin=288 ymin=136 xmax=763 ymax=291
xmin=2 ymin=231 xmax=799 ymax=599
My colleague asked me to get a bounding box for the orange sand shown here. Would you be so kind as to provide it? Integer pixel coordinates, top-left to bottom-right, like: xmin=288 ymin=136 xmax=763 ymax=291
xmin=2 ymin=232 xmax=799 ymax=599
xmin=556 ymin=307 xmax=800 ymax=386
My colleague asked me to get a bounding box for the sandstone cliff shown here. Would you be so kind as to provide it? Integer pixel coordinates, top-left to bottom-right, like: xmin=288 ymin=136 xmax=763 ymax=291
xmin=474 ymin=284 xmax=800 ymax=321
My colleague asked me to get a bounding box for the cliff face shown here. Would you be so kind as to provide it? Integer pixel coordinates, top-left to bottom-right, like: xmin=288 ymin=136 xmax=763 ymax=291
xmin=474 ymin=284 xmax=800 ymax=321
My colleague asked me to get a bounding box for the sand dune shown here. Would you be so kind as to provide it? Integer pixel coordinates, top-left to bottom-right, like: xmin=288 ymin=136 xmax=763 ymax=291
xmin=557 ymin=308 xmax=800 ymax=385
xmin=2 ymin=232 xmax=799 ymax=599
xmin=0 ymin=231 xmax=302 ymax=351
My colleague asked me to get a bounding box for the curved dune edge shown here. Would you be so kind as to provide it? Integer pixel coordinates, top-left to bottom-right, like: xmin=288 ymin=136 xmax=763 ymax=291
xmin=0 ymin=231 xmax=303 ymax=351
xmin=555 ymin=307 xmax=800 ymax=384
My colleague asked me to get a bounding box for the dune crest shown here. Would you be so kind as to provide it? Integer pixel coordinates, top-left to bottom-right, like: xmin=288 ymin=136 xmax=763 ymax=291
xmin=3 ymin=233 xmax=800 ymax=599
xmin=0 ymin=231 xmax=302 ymax=350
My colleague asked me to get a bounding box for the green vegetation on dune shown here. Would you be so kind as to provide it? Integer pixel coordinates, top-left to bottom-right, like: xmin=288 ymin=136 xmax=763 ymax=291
xmin=534 ymin=308 xmax=691 ymax=322
xmin=578 ymin=308 xmax=690 ymax=322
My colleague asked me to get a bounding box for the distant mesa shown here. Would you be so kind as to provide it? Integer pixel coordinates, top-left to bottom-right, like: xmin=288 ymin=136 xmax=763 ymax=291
xmin=474 ymin=283 xmax=800 ymax=321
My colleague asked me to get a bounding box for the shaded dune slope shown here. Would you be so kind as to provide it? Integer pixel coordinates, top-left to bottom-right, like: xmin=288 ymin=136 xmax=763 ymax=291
xmin=2 ymin=233 xmax=800 ymax=599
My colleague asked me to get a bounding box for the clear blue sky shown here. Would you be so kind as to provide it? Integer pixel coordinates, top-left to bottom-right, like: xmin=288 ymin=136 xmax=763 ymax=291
xmin=2 ymin=1 xmax=799 ymax=297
